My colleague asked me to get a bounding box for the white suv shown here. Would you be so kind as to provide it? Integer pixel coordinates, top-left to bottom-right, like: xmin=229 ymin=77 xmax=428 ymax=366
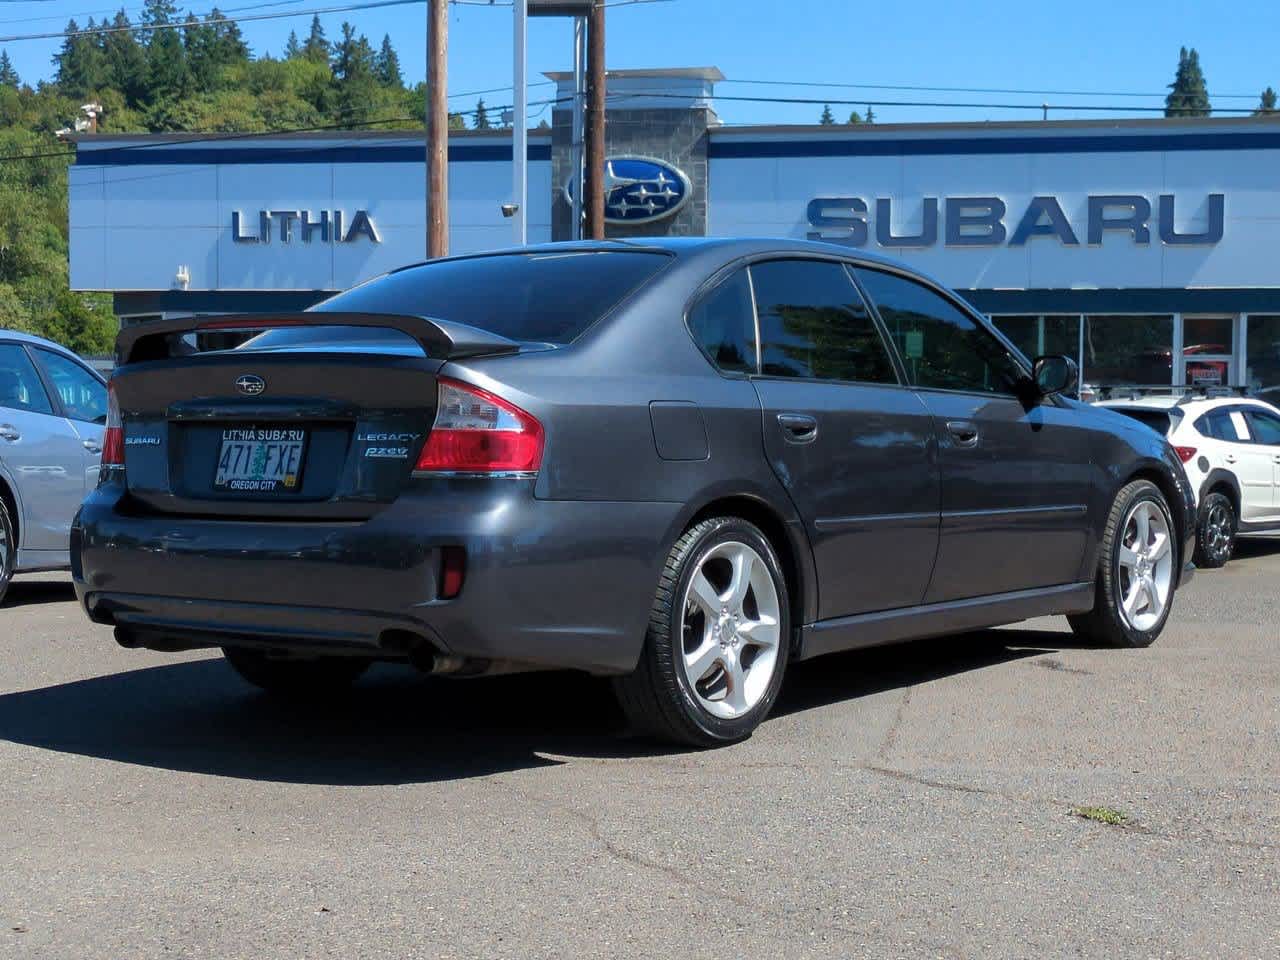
xmin=1098 ymin=390 xmax=1280 ymax=567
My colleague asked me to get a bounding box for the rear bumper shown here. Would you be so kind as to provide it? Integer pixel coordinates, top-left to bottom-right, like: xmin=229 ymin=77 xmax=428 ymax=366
xmin=73 ymin=481 xmax=682 ymax=674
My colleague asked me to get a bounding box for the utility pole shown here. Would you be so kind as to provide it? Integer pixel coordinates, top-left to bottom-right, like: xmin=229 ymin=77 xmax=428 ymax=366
xmin=570 ymin=16 xmax=586 ymax=240
xmin=426 ymin=0 xmax=449 ymax=258
xmin=584 ymin=0 xmax=606 ymax=240
xmin=512 ymin=0 xmax=528 ymax=244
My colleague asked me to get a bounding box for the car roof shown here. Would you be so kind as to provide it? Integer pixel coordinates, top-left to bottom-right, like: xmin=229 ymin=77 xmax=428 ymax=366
xmin=1099 ymin=395 xmax=1275 ymax=414
xmin=387 ymin=236 xmax=949 ymax=285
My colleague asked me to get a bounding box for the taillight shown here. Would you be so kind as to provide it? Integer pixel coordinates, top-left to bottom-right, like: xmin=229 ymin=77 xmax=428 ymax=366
xmin=1174 ymin=445 xmax=1197 ymax=464
xmin=100 ymin=381 xmax=124 ymax=468
xmin=414 ymin=378 xmax=544 ymax=475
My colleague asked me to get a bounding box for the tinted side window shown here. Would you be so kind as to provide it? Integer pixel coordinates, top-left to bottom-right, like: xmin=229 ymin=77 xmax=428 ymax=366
xmin=35 ymin=348 xmax=107 ymax=424
xmin=0 ymin=344 xmax=53 ymax=416
xmin=1245 ymin=408 xmax=1280 ymax=444
xmin=750 ymin=260 xmax=897 ymax=384
xmin=854 ymin=268 xmax=1023 ymax=394
xmin=687 ymin=270 xmax=756 ymax=374
xmin=1195 ymin=411 xmax=1228 ymax=440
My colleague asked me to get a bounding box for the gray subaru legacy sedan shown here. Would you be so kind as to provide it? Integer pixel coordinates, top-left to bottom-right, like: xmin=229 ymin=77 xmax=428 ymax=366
xmin=73 ymin=239 xmax=1196 ymax=746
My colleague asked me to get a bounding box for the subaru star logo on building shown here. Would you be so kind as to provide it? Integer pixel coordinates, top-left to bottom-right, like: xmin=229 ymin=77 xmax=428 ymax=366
xmin=235 ymin=374 xmax=266 ymax=396
xmin=603 ymin=156 xmax=691 ymax=224
xmin=565 ymin=156 xmax=692 ymax=225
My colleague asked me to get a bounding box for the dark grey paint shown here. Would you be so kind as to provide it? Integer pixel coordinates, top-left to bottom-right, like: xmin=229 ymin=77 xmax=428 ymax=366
xmin=73 ymin=238 xmax=1197 ymax=677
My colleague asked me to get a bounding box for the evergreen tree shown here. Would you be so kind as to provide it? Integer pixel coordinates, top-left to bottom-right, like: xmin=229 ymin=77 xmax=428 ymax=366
xmin=819 ymin=103 xmax=834 ymax=125
xmin=303 ymin=15 xmax=329 ymax=63
xmin=1257 ymin=87 xmax=1277 ymax=115
xmin=332 ymin=22 xmax=377 ymax=126
xmin=0 ymin=51 xmax=19 ymax=89
xmin=102 ymin=10 xmax=147 ymax=106
xmin=182 ymin=12 xmax=219 ymax=92
xmin=375 ymin=34 xmax=402 ymax=88
xmin=847 ymin=109 xmax=862 ymax=124
xmin=52 ymin=19 xmax=107 ymax=97
xmin=284 ymin=30 xmax=301 ymax=60
xmin=865 ymin=104 xmax=876 ymax=124
xmin=474 ymin=97 xmax=491 ymax=129
xmin=211 ymin=11 xmax=249 ymax=65
xmin=1165 ymin=46 xmax=1211 ymax=117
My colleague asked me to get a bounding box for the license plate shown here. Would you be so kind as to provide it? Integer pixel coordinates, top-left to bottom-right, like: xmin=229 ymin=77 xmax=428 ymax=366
xmin=214 ymin=428 xmax=306 ymax=492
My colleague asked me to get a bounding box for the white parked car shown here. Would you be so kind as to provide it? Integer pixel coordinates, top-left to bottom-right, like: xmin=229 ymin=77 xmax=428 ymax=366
xmin=1098 ymin=389 xmax=1280 ymax=567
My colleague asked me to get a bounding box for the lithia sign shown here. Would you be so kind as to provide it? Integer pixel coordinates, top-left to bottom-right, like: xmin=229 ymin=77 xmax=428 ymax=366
xmin=232 ymin=209 xmax=380 ymax=244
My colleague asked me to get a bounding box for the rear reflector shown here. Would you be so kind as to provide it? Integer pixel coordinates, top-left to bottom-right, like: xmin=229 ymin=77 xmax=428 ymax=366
xmin=439 ymin=546 xmax=466 ymax=599
xmin=100 ymin=381 xmax=124 ymax=468
xmin=415 ymin=378 xmax=544 ymax=475
xmin=1173 ymin=445 xmax=1198 ymax=464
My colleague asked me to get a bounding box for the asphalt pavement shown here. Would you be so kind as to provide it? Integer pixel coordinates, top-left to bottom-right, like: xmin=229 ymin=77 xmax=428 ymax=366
xmin=1 ymin=542 xmax=1277 ymax=959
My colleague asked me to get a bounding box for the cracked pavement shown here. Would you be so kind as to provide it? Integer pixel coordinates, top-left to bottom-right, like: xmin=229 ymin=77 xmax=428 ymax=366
xmin=1 ymin=540 xmax=1277 ymax=958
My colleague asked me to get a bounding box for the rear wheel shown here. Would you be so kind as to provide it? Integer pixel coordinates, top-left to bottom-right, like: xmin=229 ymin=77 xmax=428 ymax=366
xmin=0 ymin=497 xmax=13 ymax=607
xmin=221 ymin=647 xmax=370 ymax=697
xmin=1194 ymin=491 xmax=1235 ymax=569
xmin=613 ymin=517 xmax=790 ymax=747
xmin=1069 ymin=479 xmax=1178 ymax=648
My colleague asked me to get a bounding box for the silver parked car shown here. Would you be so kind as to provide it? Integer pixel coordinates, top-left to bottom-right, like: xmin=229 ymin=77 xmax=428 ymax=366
xmin=0 ymin=331 xmax=108 ymax=604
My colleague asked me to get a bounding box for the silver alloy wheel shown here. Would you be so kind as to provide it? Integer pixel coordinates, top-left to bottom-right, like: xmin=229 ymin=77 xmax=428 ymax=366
xmin=1116 ymin=499 xmax=1175 ymax=632
xmin=1205 ymin=501 xmax=1232 ymax=559
xmin=679 ymin=540 xmax=782 ymax=720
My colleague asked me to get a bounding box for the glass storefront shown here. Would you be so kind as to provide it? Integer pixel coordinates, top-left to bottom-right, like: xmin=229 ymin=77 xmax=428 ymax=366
xmin=1082 ymin=315 xmax=1174 ymax=387
xmin=1245 ymin=315 xmax=1280 ymax=396
xmin=992 ymin=315 xmax=1081 ymax=361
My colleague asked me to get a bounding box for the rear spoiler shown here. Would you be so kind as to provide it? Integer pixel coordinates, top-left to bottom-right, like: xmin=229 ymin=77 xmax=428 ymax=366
xmin=114 ymin=311 xmax=522 ymax=367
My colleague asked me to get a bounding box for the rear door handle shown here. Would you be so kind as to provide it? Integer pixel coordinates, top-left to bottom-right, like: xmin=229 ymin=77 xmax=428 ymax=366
xmin=0 ymin=424 xmax=19 ymax=442
xmin=83 ymin=440 xmax=102 ymax=455
xmin=777 ymin=413 xmax=818 ymax=444
xmin=946 ymin=420 xmax=980 ymax=448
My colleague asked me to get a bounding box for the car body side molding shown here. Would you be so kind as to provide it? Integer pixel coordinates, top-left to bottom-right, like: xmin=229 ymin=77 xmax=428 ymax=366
xmin=797 ymin=581 xmax=1096 ymax=661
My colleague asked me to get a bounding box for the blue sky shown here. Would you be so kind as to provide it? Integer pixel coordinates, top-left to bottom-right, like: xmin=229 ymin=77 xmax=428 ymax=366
xmin=4 ymin=0 xmax=1280 ymax=126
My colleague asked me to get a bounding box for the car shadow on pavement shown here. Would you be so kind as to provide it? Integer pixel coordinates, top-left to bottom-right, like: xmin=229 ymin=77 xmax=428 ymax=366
xmin=1 ymin=578 xmax=77 ymax=609
xmin=0 ymin=628 xmax=1069 ymax=786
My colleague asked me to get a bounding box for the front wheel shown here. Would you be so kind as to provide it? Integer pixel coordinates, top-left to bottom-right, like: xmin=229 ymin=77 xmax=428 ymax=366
xmin=1194 ymin=491 xmax=1236 ymax=569
xmin=1069 ymin=479 xmax=1179 ymax=648
xmin=613 ymin=517 xmax=790 ymax=747
xmin=222 ymin=647 xmax=370 ymax=697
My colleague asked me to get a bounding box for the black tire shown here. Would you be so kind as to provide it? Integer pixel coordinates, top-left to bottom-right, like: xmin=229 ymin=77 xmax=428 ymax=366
xmin=613 ymin=516 xmax=791 ymax=747
xmin=1193 ymin=491 xmax=1236 ymax=569
xmin=1068 ymin=479 xmax=1178 ymax=648
xmin=221 ymin=646 xmax=370 ymax=697
xmin=0 ymin=496 xmax=13 ymax=608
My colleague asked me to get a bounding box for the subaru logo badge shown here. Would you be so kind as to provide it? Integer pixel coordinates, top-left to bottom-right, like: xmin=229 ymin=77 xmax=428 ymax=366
xmin=235 ymin=374 xmax=266 ymax=396
xmin=564 ymin=155 xmax=692 ymax=225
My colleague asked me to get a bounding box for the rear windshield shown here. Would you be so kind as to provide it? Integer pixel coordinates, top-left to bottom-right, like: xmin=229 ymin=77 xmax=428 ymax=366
xmin=1111 ymin=407 xmax=1178 ymax=435
xmin=305 ymin=250 xmax=671 ymax=345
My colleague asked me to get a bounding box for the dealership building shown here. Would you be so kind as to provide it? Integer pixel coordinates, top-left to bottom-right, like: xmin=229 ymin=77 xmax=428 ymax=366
xmin=69 ymin=67 xmax=1280 ymax=393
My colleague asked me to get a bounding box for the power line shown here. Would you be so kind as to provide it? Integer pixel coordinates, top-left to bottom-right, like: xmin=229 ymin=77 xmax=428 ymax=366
xmin=718 ymin=77 xmax=1267 ymax=103
xmin=609 ymin=90 xmax=1265 ymax=116
xmin=0 ymin=0 xmax=429 ymax=43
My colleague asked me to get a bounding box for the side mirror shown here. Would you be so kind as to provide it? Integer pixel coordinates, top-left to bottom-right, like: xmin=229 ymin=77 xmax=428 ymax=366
xmin=1032 ymin=354 xmax=1078 ymax=397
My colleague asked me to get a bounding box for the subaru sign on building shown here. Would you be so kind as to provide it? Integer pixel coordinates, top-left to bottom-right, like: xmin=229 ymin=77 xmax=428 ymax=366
xmin=69 ymin=67 xmax=1280 ymax=396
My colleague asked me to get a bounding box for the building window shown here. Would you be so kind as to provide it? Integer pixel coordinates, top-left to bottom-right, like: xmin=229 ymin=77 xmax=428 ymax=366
xmin=1246 ymin=316 xmax=1280 ymax=396
xmin=1083 ymin=315 xmax=1174 ymax=386
xmin=992 ymin=315 xmax=1081 ymax=360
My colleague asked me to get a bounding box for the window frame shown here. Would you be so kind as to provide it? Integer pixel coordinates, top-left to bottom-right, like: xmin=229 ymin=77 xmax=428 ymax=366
xmin=849 ymin=262 xmax=1036 ymax=401
xmin=31 ymin=345 xmax=109 ymax=425
xmin=0 ymin=339 xmax=59 ymax=418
